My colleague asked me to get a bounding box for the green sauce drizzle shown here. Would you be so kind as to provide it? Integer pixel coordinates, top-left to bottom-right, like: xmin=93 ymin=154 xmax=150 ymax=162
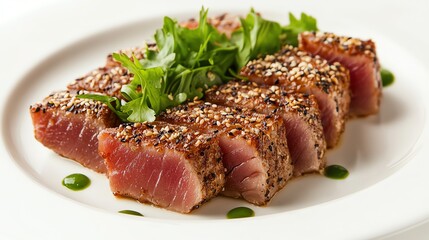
xmin=324 ymin=165 xmax=349 ymax=179
xmin=62 ymin=173 xmax=91 ymax=191
xmin=227 ymin=207 xmax=255 ymax=219
xmin=118 ymin=210 xmax=144 ymax=216
xmin=381 ymin=68 xmax=395 ymax=87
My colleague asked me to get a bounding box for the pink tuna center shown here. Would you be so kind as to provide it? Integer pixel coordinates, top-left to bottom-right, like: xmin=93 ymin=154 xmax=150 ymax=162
xmin=283 ymin=116 xmax=319 ymax=176
xmin=102 ymin=138 xmax=202 ymax=213
xmin=218 ymin=135 xmax=266 ymax=203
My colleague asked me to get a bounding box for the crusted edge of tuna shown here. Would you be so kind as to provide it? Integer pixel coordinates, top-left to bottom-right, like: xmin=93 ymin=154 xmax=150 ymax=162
xmin=241 ymin=45 xmax=350 ymax=96
xmin=299 ymin=31 xmax=381 ymax=117
xmin=205 ymin=80 xmax=327 ymax=174
xmin=67 ymin=66 xmax=133 ymax=99
xmin=240 ymin=46 xmax=351 ymax=147
xmin=299 ymin=31 xmax=379 ymax=59
xmin=103 ymin=121 xmax=225 ymax=211
xmin=159 ymin=100 xmax=282 ymax=142
xmin=29 ymin=90 xmax=122 ymax=173
xmin=159 ymin=101 xmax=293 ymax=205
xmin=29 ymin=90 xmax=120 ymax=122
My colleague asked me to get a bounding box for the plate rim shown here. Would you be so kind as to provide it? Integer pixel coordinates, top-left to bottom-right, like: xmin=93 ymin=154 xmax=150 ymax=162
xmin=1 ymin=0 xmax=429 ymax=239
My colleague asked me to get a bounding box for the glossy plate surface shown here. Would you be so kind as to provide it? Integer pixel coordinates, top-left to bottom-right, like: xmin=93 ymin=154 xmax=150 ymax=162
xmin=0 ymin=1 xmax=428 ymax=239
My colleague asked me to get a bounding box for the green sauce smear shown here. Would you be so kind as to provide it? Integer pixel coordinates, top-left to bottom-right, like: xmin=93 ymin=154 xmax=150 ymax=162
xmin=227 ymin=207 xmax=255 ymax=219
xmin=62 ymin=173 xmax=91 ymax=191
xmin=118 ymin=210 xmax=144 ymax=216
xmin=324 ymin=165 xmax=349 ymax=179
xmin=381 ymin=68 xmax=395 ymax=87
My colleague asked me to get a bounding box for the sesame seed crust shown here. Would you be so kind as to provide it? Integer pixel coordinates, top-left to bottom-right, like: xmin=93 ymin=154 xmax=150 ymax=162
xmin=67 ymin=67 xmax=133 ymax=99
xmin=111 ymin=121 xmax=218 ymax=154
xmin=68 ymin=47 xmax=148 ymax=99
xmin=206 ymin=80 xmax=322 ymax=125
xmin=205 ymin=80 xmax=327 ymax=174
xmin=241 ymin=45 xmax=350 ymax=95
xmin=29 ymin=90 xmax=117 ymax=120
xmin=241 ymin=46 xmax=351 ymax=147
xmin=159 ymin=100 xmax=281 ymax=142
xmin=299 ymin=31 xmax=378 ymax=60
xmin=299 ymin=31 xmax=382 ymax=117
xmin=159 ymin=101 xmax=292 ymax=205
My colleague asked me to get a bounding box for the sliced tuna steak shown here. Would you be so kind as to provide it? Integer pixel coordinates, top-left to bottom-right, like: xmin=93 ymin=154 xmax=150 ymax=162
xmin=68 ymin=47 xmax=150 ymax=99
xmin=67 ymin=66 xmax=133 ymax=99
xmin=241 ymin=46 xmax=350 ymax=148
xmin=29 ymin=90 xmax=121 ymax=173
xmin=299 ymin=32 xmax=382 ymax=116
xmin=98 ymin=122 xmax=225 ymax=213
xmin=159 ymin=101 xmax=292 ymax=205
xmin=205 ymin=80 xmax=326 ymax=176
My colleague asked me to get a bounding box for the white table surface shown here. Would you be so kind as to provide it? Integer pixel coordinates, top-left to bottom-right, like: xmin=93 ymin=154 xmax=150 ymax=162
xmin=0 ymin=1 xmax=428 ymax=239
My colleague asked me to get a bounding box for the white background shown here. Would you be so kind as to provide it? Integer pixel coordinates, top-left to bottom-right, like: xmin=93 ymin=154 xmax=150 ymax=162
xmin=0 ymin=0 xmax=428 ymax=239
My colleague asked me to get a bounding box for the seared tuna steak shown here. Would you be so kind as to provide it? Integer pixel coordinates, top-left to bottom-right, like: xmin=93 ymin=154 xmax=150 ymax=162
xmin=241 ymin=46 xmax=350 ymax=147
xmin=159 ymin=101 xmax=292 ymax=205
xmin=299 ymin=32 xmax=382 ymax=116
xmin=68 ymin=66 xmax=133 ymax=99
xmin=205 ymin=81 xmax=326 ymax=176
xmin=98 ymin=122 xmax=225 ymax=213
xmin=29 ymin=90 xmax=121 ymax=173
xmin=68 ymin=47 xmax=152 ymax=99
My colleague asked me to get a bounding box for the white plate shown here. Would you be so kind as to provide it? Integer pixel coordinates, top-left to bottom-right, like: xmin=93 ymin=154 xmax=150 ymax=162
xmin=1 ymin=0 xmax=429 ymax=239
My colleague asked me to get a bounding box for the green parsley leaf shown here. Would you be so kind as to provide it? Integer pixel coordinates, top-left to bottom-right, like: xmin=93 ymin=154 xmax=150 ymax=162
xmin=232 ymin=9 xmax=282 ymax=68
xmin=142 ymin=25 xmax=175 ymax=70
xmin=113 ymin=53 xmax=165 ymax=122
xmin=121 ymin=97 xmax=156 ymax=122
xmin=108 ymin=7 xmax=239 ymax=122
xmin=80 ymin=8 xmax=320 ymax=123
xmin=282 ymin=12 xmax=318 ymax=46
xmin=245 ymin=9 xmax=282 ymax=59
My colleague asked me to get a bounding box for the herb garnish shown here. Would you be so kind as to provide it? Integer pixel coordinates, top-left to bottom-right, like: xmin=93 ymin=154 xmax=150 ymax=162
xmin=79 ymin=8 xmax=318 ymax=122
xmin=282 ymin=13 xmax=318 ymax=47
xmin=231 ymin=8 xmax=283 ymax=69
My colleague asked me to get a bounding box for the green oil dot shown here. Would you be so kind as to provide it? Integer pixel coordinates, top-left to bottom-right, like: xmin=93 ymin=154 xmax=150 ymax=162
xmin=62 ymin=173 xmax=91 ymax=191
xmin=119 ymin=210 xmax=144 ymax=216
xmin=381 ymin=68 xmax=395 ymax=87
xmin=227 ymin=207 xmax=255 ymax=219
xmin=324 ymin=165 xmax=349 ymax=179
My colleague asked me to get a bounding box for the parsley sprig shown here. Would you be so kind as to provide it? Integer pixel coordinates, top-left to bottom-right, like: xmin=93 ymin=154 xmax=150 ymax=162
xmin=282 ymin=13 xmax=318 ymax=46
xmin=79 ymin=8 xmax=318 ymax=122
